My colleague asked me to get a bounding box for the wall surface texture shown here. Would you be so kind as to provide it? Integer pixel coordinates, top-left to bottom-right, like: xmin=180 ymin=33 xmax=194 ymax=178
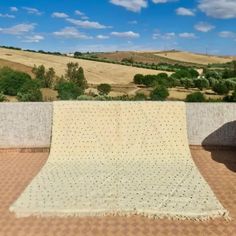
xmin=186 ymin=103 xmax=236 ymax=146
xmin=0 ymin=103 xmax=236 ymax=148
xmin=0 ymin=103 xmax=52 ymax=148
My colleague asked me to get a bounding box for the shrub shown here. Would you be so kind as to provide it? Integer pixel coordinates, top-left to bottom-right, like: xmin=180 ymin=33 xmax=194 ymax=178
xmin=57 ymin=81 xmax=83 ymax=100
xmin=133 ymin=93 xmax=147 ymax=101
xmin=0 ymin=91 xmax=7 ymax=102
xmin=121 ymin=57 xmax=134 ymax=64
xmin=77 ymin=95 xmax=95 ymax=100
xmin=0 ymin=67 xmax=31 ymax=95
xmin=17 ymin=80 xmax=42 ymax=102
xmin=150 ymin=86 xmax=169 ymax=101
xmin=97 ymin=83 xmax=111 ymax=95
xmin=185 ymin=92 xmax=206 ymax=102
xmin=213 ymin=82 xmax=230 ymax=95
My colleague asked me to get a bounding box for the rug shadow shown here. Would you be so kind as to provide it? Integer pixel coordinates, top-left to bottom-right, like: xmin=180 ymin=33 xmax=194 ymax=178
xmin=202 ymin=121 xmax=236 ymax=173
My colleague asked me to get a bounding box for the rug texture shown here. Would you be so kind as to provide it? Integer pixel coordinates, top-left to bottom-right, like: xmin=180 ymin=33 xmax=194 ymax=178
xmin=10 ymin=101 xmax=229 ymax=220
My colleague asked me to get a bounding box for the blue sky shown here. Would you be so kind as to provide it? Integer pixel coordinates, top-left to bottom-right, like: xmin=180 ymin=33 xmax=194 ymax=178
xmin=0 ymin=0 xmax=236 ymax=55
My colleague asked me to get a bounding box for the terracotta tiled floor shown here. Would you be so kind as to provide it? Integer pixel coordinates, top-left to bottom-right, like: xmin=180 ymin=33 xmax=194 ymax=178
xmin=0 ymin=148 xmax=235 ymax=236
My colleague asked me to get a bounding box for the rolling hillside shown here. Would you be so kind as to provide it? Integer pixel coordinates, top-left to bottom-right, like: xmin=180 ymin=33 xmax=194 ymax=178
xmin=96 ymin=50 xmax=234 ymax=66
xmin=0 ymin=48 xmax=172 ymax=85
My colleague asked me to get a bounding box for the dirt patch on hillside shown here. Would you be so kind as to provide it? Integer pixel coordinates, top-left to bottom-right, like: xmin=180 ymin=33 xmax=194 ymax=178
xmin=0 ymin=58 xmax=33 ymax=76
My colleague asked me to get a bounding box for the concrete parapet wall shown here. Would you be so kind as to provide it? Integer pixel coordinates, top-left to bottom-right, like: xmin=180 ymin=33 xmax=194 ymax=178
xmin=0 ymin=103 xmax=52 ymax=148
xmin=186 ymin=103 xmax=236 ymax=146
xmin=0 ymin=103 xmax=235 ymax=148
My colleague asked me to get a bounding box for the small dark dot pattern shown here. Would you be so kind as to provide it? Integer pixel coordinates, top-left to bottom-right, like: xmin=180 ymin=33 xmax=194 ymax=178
xmin=10 ymin=101 xmax=226 ymax=218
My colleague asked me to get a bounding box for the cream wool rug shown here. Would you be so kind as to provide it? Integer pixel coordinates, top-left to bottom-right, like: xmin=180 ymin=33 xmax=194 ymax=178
xmin=10 ymin=101 xmax=229 ymax=220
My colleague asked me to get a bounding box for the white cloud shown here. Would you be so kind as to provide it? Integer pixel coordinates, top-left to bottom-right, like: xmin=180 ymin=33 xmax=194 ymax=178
xmin=10 ymin=7 xmax=18 ymax=12
xmin=176 ymin=7 xmax=195 ymax=16
xmin=153 ymin=32 xmax=176 ymax=40
xmin=110 ymin=0 xmax=178 ymax=12
xmin=75 ymin=10 xmax=85 ymax=16
xmin=97 ymin=35 xmax=110 ymax=39
xmin=128 ymin=20 xmax=138 ymax=24
xmin=152 ymin=0 xmax=178 ymax=3
xmin=52 ymin=12 xmax=68 ymax=18
xmin=198 ymin=0 xmax=236 ymax=19
xmin=53 ymin=27 xmax=92 ymax=39
xmin=0 ymin=13 xmax=15 ymax=18
xmin=179 ymin=32 xmax=196 ymax=39
xmin=0 ymin=23 xmax=35 ymax=35
xmin=22 ymin=35 xmax=44 ymax=43
xmin=110 ymin=0 xmax=148 ymax=12
xmin=194 ymin=22 xmax=215 ymax=32
xmin=74 ymin=10 xmax=89 ymax=20
xmin=66 ymin=18 xmax=110 ymax=29
xmin=22 ymin=7 xmax=42 ymax=15
xmin=81 ymin=16 xmax=89 ymax=20
xmin=111 ymin=31 xmax=140 ymax=38
xmin=219 ymin=31 xmax=236 ymax=39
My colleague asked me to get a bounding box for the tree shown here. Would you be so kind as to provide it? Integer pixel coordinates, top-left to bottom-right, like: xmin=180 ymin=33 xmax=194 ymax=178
xmin=204 ymin=70 xmax=221 ymax=80
xmin=213 ymin=82 xmax=230 ymax=95
xmin=32 ymin=65 xmax=55 ymax=88
xmin=77 ymin=67 xmax=87 ymax=90
xmin=188 ymin=68 xmax=199 ymax=78
xmin=233 ymin=60 xmax=236 ymax=76
xmin=222 ymin=69 xmax=235 ymax=79
xmin=57 ymin=81 xmax=83 ymax=100
xmin=142 ymin=75 xmax=156 ymax=87
xmin=45 ymin=67 xmax=55 ymax=88
xmin=156 ymin=73 xmax=168 ymax=80
xmin=17 ymin=80 xmax=42 ymax=102
xmin=133 ymin=74 xmax=144 ymax=84
xmin=181 ymin=78 xmax=194 ymax=89
xmin=74 ymin=51 xmax=83 ymax=57
xmin=194 ymin=78 xmax=209 ymax=90
xmin=207 ymin=77 xmax=217 ymax=88
xmin=0 ymin=67 xmax=31 ymax=96
xmin=97 ymin=83 xmax=111 ymax=95
xmin=171 ymin=69 xmax=191 ymax=80
xmin=32 ymin=65 xmax=46 ymax=80
xmin=225 ymin=80 xmax=236 ymax=91
xmin=150 ymin=86 xmax=169 ymax=101
xmin=185 ymin=92 xmax=206 ymax=102
xmin=65 ymin=62 xmax=87 ymax=90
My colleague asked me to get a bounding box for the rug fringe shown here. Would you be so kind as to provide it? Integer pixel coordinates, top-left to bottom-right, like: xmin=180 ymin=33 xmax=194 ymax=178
xmin=9 ymin=207 xmax=231 ymax=221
